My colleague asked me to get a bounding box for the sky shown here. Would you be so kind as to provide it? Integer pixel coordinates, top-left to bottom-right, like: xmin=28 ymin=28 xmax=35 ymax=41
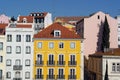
xmin=0 ymin=0 xmax=120 ymax=18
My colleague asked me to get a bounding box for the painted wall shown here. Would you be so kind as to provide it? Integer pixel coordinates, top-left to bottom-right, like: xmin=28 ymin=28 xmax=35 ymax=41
xmin=77 ymin=11 xmax=118 ymax=57
xmin=5 ymin=26 xmax=34 ymax=80
xmin=33 ymin=39 xmax=83 ymax=80
xmin=0 ymin=14 xmax=9 ymax=23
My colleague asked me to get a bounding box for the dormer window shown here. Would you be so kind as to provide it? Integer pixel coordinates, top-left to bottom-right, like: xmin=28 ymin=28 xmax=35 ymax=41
xmin=23 ymin=18 xmax=27 ymax=23
xmin=54 ymin=30 xmax=61 ymax=37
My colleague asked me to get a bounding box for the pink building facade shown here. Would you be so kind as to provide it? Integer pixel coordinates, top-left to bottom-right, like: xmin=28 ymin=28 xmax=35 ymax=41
xmin=0 ymin=14 xmax=9 ymax=23
xmin=76 ymin=11 xmax=118 ymax=57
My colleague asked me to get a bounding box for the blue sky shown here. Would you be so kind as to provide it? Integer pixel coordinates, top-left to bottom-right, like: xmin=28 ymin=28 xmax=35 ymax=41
xmin=0 ymin=0 xmax=120 ymax=18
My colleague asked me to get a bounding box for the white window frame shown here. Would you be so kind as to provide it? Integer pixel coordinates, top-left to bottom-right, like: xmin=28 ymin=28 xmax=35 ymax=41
xmin=26 ymin=46 xmax=31 ymax=54
xmin=49 ymin=42 xmax=54 ymax=49
xmin=6 ymin=59 xmax=11 ymax=66
xmin=70 ymin=42 xmax=75 ymax=49
xmin=16 ymin=35 xmax=21 ymax=42
xmin=16 ymin=46 xmax=21 ymax=54
xmin=38 ymin=42 xmax=42 ymax=48
xmin=6 ymin=72 xmax=11 ymax=78
xmin=59 ymin=42 xmax=64 ymax=48
xmin=7 ymin=34 xmax=12 ymax=42
xmin=25 ymin=72 xmax=30 ymax=79
xmin=26 ymin=35 xmax=31 ymax=42
xmin=54 ymin=30 xmax=61 ymax=37
xmin=0 ymin=42 xmax=3 ymax=50
xmin=6 ymin=46 xmax=12 ymax=54
xmin=25 ymin=59 xmax=30 ymax=66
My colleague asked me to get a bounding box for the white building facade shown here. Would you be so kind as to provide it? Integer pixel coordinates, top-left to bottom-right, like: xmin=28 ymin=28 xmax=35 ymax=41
xmin=5 ymin=22 xmax=34 ymax=80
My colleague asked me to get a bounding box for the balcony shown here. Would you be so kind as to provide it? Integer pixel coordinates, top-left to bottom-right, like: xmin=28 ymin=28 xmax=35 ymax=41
xmin=13 ymin=78 xmax=22 ymax=80
xmin=13 ymin=65 xmax=22 ymax=70
xmin=57 ymin=75 xmax=65 ymax=79
xmin=47 ymin=75 xmax=55 ymax=79
xmin=68 ymin=75 xmax=76 ymax=79
xmin=57 ymin=61 xmax=65 ymax=66
xmin=35 ymin=75 xmax=43 ymax=79
xmin=35 ymin=61 xmax=44 ymax=66
xmin=47 ymin=61 xmax=55 ymax=66
xmin=68 ymin=61 xmax=77 ymax=66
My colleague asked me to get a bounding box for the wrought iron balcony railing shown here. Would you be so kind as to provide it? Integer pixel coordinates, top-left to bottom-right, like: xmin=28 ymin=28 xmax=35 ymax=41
xmin=13 ymin=65 xmax=22 ymax=70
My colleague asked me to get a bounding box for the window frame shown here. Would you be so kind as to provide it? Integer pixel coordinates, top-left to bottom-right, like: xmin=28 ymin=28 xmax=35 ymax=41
xmin=16 ymin=35 xmax=21 ymax=42
xmin=25 ymin=59 xmax=30 ymax=66
xmin=49 ymin=42 xmax=54 ymax=49
xmin=26 ymin=46 xmax=31 ymax=54
xmin=70 ymin=42 xmax=75 ymax=49
xmin=16 ymin=46 xmax=21 ymax=54
xmin=38 ymin=42 xmax=42 ymax=49
xmin=7 ymin=35 xmax=12 ymax=42
xmin=0 ymin=42 xmax=3 ymax=50
xmin=25 ymin=72 xmax=30 ymax=79
xmin=0 ymin=56 xmax=3 ymax=62
xmin=26 ymin=35 xmax=31 ymax=42
xmin=6 ymin=59 xmax=11 ymax=66
xmin=6 ymin=72 xmax=11 ymax=78
xmin=59 ymin=42 xmax=64 ymax=49
xmin=6 ymin=46 xmax=12 ymax=54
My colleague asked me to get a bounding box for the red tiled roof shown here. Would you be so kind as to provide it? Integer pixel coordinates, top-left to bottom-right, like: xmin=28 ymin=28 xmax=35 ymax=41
xmin=16 ymin=24 xmax=32 ymax=28
xmin=89 ymin=48 xmax=120 ymax=57
xmin=0 ymin=24 xmax=8 ymax=35
xmin=0 ymin=24 xmax=8 ymax=28
xmin=34 ymin=22 xmax=81 ymax=39
xmin=18 ymin=16 xmax=34 ymax=23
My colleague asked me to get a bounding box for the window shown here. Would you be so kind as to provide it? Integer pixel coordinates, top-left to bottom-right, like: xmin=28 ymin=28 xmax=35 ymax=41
xmin=69 ymin=55 xmax=76 ymax=65
xmin=112 ymin=63 xmax=116 ymax=72
xmin=6 ymin=72 xmax=11 ymax=78
xmin=6 ymin=46 xmax=12 ymax=54
xmin=58 ymin=69 xmax=64 ymax=76
xmin=59 ymin=42 xmax=64 ymax=48
xmin=16 ymin=46 xmax=21 ymax=54
xmin=26 ymin=35 xmax=31 ymax=42
xmin=118 ymin=37 xmax=120 ymax=41
xmin=0 ymin=70 xmax=2 ymax=79
xmin=26 ymin=46 xmax=31 ymax=54
xmin=58 ymin=54 xmax=64 ymax=65
xmin=6 ymin=59 xmax=11 ymax=66
xmin=98 ymin=15 xmax=100 ymax=19
xmin=0 ymin=42 xmax=3 ymax=50
xmin=38 ymin=42 xmax=42 ymax=48
xmin=48 ymin=54 xmax=54 ymax=65
xmin=25 ymin=72 xmax=30 ymax=79
xmin=15 ymin=59 xmax=21 ymax=65
xmin=70 ymin=42 xmax=75 ymax=49
xmin=25 ymin=59 xmax=30 ymax=66
xmin=7 ymin=35 xmax=12 ymax=42
xmin=70 ymin=69 xmax=75 ymax=75
xmin=49 ymin=42 xmax=54 ymax=49
xmin=37 ymin=68 xmax=42 ymax=75
xmin=16 ymin=35 xmax=21 ymax=42
xmin=49 ymin=69 xmax=54 ymax=75
xmin=117 ymin=63 xmax=120 ymax=72
xmin=54 ymin=30 xmax=61 ymax=37
xmin=37 ymin=54 xmax=42 ymax=61
xmin=23 ymin=18 xmax=27 ymax=23
xmin=0 ymin=56 xmax=3 ymax=62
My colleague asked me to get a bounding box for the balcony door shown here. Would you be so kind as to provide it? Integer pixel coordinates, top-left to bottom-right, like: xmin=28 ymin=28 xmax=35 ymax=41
xmin=70 ymin=69 xmax=75 ymax=76
xmin=37 ymin=54 xmax=42 ymax=62
xmin=49 ymin=69 xmax=54 ymax=76
xmin=15 ymin=71 xmax=21 ymax=78
xmin=59 ymin=54 xmax=64 ymax=64
xmin=37 ymin=68 xmax=42 ymax=75
xmin=49 ymin=54 xmax=54 ymax=64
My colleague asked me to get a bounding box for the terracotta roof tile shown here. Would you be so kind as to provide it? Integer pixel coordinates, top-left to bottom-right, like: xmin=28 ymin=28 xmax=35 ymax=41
xmin=16 ymin=24 xmax=32 ymax=28
xmin=34 ymin=22 xmax=81 ymax=39
xmin=18 ymin=16 xmax=34 ymax=23
xmin=0 ymin=24 xmax=8 ymax=35
xmin=89 ymin=48 xmax=120 ymax=57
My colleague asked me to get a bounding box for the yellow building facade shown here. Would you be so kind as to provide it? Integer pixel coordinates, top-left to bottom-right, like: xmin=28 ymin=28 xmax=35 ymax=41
xmin=33 ymin=23 xmax=83 ymax=80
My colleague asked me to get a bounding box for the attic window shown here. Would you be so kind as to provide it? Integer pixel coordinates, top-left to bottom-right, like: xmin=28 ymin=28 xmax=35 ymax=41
xmin=98 ymin=15 xmax=100 ymax=19
xmin=54 ymin=30 xmax=61 ymax=37
xmin=23 ymin=18 xmax=27 ymax=23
